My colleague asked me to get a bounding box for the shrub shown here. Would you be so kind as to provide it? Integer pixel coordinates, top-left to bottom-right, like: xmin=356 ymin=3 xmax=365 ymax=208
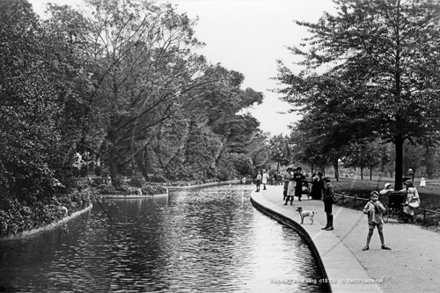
xmin=94 ymin=166 xmax=102 ymax=177
xmin=129 ymin=176 xmax=144 ymax=188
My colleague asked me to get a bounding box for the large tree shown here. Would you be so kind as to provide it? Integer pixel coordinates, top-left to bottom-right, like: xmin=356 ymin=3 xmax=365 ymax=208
xmin=0 ymin=0 xmax=88 ymax=202
xmin=277 ymin=0 xmax=440 ymax=189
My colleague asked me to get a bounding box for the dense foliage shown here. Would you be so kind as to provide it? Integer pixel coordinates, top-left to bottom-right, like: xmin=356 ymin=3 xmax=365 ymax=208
xmin=0 ymin=0 xmax=269 ymax=236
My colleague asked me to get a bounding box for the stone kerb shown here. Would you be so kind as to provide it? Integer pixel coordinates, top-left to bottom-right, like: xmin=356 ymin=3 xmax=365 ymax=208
xmin=250 ymin=194 xmax=331 ymax=292
xmin=0 ymin=204 xmax=93 ymax=241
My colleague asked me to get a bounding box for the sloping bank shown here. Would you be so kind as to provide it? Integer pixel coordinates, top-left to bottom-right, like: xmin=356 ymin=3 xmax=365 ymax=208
xmin=250 ymin=193 xmax=332 ymax=293
xmin=0 ymin=204 xmax=93 ymax=241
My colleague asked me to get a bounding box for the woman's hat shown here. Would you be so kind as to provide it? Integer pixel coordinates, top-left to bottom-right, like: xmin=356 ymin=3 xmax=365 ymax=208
xmin=384 ymin=183 xmax=392 ymax=189
xmin=403 ymin=180 xmax=414 ymax=187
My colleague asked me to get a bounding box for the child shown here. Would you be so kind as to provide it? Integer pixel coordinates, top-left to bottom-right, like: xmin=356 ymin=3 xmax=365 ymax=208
xmin=420 ymin=177 xmax=426 ymax=188
xmin=255 ymin=171 xmax=262 ymax=192
xmin=362 ymin=191 xmax=391 ymax=251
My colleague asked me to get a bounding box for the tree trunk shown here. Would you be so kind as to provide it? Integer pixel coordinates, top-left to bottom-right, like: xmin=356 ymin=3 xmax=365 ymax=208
xmin=107 ymin=128 xmax=118 ymax=186
xmin=369 ymin=167 xmax=373 ymax=180
xmin=135 ymin=149 xmax=148 ymax=179
xmin=424 ymin=147 xmax=435 ymax=179
xmin=333 ymin=158 xmax=339 ymax=182
xmin=394 ymin=135 xmax=404 ymax=190
xmin=360 ymin=166 xmax=364 ymax=180
xmin=109 ymin=147 xmax=118 ymax=186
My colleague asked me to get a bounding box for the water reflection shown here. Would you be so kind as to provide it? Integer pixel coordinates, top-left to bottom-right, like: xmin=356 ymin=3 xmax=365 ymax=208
xmin=0 ymin=185 xmax=329 ymax=292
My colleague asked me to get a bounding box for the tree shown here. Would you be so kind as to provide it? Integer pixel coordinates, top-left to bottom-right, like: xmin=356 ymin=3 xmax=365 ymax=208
xmin=0 ymin=0 xmax=87 ymax=203
xmin=268 ymin=135 xmax=291 ymax=174
xmin=277 ymin=0 xmax=440 ymax=189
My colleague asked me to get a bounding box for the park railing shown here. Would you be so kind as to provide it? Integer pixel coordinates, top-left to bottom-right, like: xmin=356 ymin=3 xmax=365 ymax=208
xmin=334 ymin=193 xmax=440 ymax=226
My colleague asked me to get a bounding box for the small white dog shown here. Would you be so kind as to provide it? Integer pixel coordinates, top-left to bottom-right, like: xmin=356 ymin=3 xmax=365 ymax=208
xmin=296 ymin=207 xmax=317 ymax=225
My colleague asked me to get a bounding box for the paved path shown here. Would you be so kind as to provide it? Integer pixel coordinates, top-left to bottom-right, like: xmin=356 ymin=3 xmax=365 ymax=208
xmin=251 ymin=186 xmax=440 ymax=293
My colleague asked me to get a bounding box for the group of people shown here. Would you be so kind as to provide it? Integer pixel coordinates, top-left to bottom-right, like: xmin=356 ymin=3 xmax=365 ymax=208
xmin=362 ymin=178 xmax=421 ymax=251
xmin=280 ymin=167 xmax=336 ymax=231
xmin=379 ymin=179 xmax=421 ymax=222
xmin=282 ymin=166 xmax=306 ymax=204
xmin=282 ymin=168 xmax=326 ymax=203
xmin=254 ymin=167 xmax=423 ymax=244
xmin=254 ymin=170 xmax=270 ymax=192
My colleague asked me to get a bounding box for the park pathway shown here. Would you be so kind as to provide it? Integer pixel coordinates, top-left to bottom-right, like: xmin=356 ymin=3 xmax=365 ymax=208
xmin=251 ymin=185 xmax=440 ymax=293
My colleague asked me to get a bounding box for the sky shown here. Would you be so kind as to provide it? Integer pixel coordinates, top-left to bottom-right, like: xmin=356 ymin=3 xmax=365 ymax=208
xmin=30 ymin=0 xmax=337 ymax=136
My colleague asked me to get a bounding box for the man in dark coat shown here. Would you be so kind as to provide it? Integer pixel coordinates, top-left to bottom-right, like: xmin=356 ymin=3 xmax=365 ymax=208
xmin=293 ymin=167 xmax=306 ymax=202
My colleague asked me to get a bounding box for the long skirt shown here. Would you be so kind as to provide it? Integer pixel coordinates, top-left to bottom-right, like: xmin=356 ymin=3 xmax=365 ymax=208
xmin=287 ymin=180 xmax=296 ymax=196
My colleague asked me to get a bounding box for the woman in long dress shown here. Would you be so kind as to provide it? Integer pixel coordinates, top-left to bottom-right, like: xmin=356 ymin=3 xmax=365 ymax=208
xmin=284 ymin=171 xmax=296 ymax=205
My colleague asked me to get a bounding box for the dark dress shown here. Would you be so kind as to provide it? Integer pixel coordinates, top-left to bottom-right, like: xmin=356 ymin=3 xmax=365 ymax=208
xmin=310 ymin=176 xmax=324 ymax=200
xmin=293 ymin=173 xmax=305 ymax=199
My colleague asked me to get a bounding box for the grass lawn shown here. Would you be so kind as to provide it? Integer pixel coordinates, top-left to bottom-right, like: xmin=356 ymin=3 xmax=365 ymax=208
xmin=329 ymin=175 xmax=440 ymax=228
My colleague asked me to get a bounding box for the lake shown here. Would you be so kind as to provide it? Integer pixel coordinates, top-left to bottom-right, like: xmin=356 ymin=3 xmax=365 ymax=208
xmin=0 ymin=184 xmax=329 ymax=292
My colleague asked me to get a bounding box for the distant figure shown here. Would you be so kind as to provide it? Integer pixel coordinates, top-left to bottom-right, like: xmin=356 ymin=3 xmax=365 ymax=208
xmin=420 ymin=177 xmax=426 ymax=188
xmin=322 ymin=177 xmax=335 ymax=231
xmin=284 ymin=170 xmax=296 ymax=206
xmin=407 ymin=168 xmax=414 ymax=182
xmin=137 ymin=188 xmax=142 ymax=196
xmin=401 ymin=180 xmax=420 ymax=223
xmin=255 ymin=171 xmax=262 ymax=192
xmin=261 ymin=170 xmax=269 ymax=190
xmin=310 ymin=172 xmax=324 ymax=200
xmin=283 ymin=168 xmax=293 ymax=200
xmin=293 ymin=167 xmax=306 ymax=202
xmin=362 ymin=191 xmax=391 ymax=251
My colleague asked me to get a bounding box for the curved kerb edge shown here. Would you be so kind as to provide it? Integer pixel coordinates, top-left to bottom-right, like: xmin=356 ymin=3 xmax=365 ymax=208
xmin=250 ymin=197 xmax=332 ymax=293
xmin=0 ymin=204 xmax=93 ymax=241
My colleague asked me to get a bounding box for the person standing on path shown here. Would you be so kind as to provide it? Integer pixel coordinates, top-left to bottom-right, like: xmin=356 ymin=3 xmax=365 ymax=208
xmin=261 ymin=170 xmax=269 ymax=190
xmin=362 ymin=191 xmax=391 ymax=251
xmin=401 ymin=180 xmax=420 ymax=223
xmin=283 ymin=168 xmax=293 ymax=201
xmin=322 ymin=177 xmax=335 ymax=231
xmin=255 ymin=171 xmax=262 ymax=192
xmin=310 ymin=172 xmax=324 ymax=200
xmin=293 ymin=167 xmax=306 ymax=202
xmin=284 ymin=170 xmax=296 ymax=205
xmin=420 ymin=177 xmax=426 ymax=188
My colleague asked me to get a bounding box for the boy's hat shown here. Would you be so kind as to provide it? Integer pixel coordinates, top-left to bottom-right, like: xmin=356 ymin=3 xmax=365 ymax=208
xmin=370 ymin=191 xmax=379 ymax=197
xmin=323 ymin=177 xmax=331 ymax=182
xmin=403 ymin=180 xmax=414 ymax=187
xmin=317 ymin=172 xmax=323 ymax=176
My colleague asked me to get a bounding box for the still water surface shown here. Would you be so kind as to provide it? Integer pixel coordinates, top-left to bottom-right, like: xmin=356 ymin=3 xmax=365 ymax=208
xmin=0 ymin=185 xmax=329 ymax=292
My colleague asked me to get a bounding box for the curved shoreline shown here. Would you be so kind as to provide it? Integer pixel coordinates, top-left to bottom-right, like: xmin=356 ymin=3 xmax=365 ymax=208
xmin=0 ymin=204 xmax=93 ymax=241
xmin=166 ymin=180 xmax=240 ymax=190
xmin=250 ymin=196 xmax=331 ymax=292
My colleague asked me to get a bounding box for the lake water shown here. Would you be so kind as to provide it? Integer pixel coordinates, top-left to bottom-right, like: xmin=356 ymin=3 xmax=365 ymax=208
xmin=0 ymin=185 xmax=329 ymax=292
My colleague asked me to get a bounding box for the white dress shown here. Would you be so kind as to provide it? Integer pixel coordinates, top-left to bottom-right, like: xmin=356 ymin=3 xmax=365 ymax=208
xmin=287 ymin=180 xmax=296 ymax=196
xmin=403 ymin=187 xmax=420 ymax=216
xmin=262 ymin=173 xmax=268 ymax=184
